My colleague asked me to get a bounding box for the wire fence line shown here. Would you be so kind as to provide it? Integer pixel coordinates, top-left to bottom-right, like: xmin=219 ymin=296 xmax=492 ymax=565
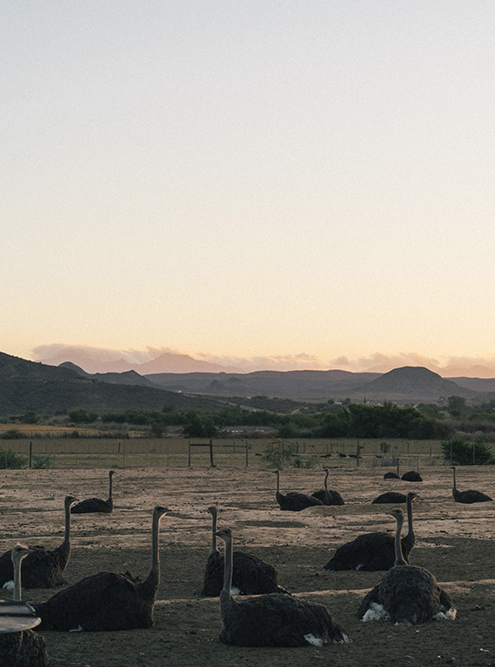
xmin=0 ymin=437 xmax=461 ymax=470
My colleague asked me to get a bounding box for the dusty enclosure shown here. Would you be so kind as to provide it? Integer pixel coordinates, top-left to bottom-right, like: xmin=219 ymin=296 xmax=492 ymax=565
xmin=1 ymin=464 xmax=495 ymax=666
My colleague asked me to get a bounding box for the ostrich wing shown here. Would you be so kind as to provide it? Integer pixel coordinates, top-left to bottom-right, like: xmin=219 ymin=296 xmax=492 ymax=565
xmin=34 ymin=571 xmax=153 ymax=632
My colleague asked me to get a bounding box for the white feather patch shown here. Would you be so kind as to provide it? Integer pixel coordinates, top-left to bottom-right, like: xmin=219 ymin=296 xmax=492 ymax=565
xmin=334 ymin=632 xmax=351 ymax=644
xmin=2 ymin=580 xmax=14 ymax=593
xmin=356 ymin=564 xmax=364 ymax=571
xmin=304 ymin=633 xmax=323 ymax=647
xmin=362 ymin=602 xmax=390 ymax=622
xmin=69 ymin=626 xmax=83 ymax=633
xmin=230 ymin=587 xmax=241 ymax=595
xmin=434 ymin=608 xmax=457 ymax=621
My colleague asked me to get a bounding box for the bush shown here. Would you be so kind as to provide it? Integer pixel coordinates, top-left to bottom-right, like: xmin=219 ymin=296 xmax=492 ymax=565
xmin=0 ymin=429 xmax=23 ymax=440
xmin=32 ymin=455 xmax=54 ymax=469
xmin=441 ymin=436 xmax=494 ymax=465
xmin=262 ymin=441 xmax=297 ymax=469
xmin=0 ymin=449 xmax=28 ymax=469
xmin=292 ymin=454 xmax=319 ymax=468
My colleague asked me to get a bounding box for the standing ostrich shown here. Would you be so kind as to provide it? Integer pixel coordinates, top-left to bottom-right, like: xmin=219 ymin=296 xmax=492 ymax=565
xmin=201 ymin=506 xmax=289 ymax=596
xmin=384 ymin=459 xmax=400 ymax=479
xmin=71 ymin=470 xmax=115 ymax=513
xmin=312 ymin=468 xmax=345 ymax=505
xmin=215 ymin=527 xmax=350 ymax=647
xmin=451 ymin=466 xmax=492 ymax=504
xmin=274 ymin=470 xmax=323 ymax=511
xmin=0 ymin=496 xmax=78 ymax=590
xmin=324 ymin=492 xmax=417 ymax=571
xmin=358 ymin=508 xmax=456 ymax=625
xmin=0 ymin=544 xmax=48 ymax=666
xmin=33 ymin=506 xmax=170 ymax=631
xmin=372 ymin=491 xmax=407 ymax=504
xmin=402 ymin=459 xmax=423 ymax=482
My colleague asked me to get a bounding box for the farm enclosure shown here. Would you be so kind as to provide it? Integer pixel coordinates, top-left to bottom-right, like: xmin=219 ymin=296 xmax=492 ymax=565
xmin=1 ymin=464 xmax=495 ymax=666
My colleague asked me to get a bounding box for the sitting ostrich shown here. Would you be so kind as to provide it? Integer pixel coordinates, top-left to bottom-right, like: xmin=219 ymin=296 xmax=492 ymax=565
xmin=372 ymin=491 xmax=407 ymax=504
xmin=215 ymin=527 xmax=350 ymax=647
xmin=0 ymin=495 xmax=78 ymax=590
xmin=401 ymin=459 xmax=423 ymax=482
xmin=0 ymin=544 xmax=48 ymax=666
xmin=324 ymin=492 xmax=417 ymax=571
xmin=71 ymin=470 xmax=115 ymax=513
xmin=274 ymin=470 xmax=323 ymax=511
xmin=33 ymin=506 xmax=170 ymax=632
xmin=384 ymin=459 xmax=400 ymax=479
xmin=451 ymin=466 xmax=492 ymax=504
xmin=358 ymin=508 xmax=456 ymax=625
xmin=201 ymin=506 xmax=289 ymax=596
xmin=312 ymin=468 xmax=345 ymax=505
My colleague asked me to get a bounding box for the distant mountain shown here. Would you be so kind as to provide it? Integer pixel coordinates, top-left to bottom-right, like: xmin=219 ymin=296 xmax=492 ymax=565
xmin=42 ymin=350 xmax=242 ymax=374
xmin=442 ymin=365 xmax=495 ymax=379
xmin=146 ymin=369 xmax=381 ymax=401
xmin=135 ymin=352 xmax=242 ymax=374
xmin=0 ymin=351 xmax=227 ymax=413
xmin=357 ymin=366 xmax=475 ymax=401
xmin=59 ymin=361 xmax=91 ymax=377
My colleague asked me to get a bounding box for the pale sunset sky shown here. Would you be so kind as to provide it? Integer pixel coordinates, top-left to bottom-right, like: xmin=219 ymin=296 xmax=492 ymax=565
xmin=2 ymin=2 xmax=495 ymax=372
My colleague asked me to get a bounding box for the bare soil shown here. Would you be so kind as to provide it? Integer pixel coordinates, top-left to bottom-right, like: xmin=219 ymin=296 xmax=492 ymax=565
xmin=2 ymin=465 xmax=495 ymax=667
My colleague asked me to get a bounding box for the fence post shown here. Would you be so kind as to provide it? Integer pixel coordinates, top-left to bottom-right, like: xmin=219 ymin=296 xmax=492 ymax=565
xmin=356 ymin=441 xmax=361 ymax=467
xmin=245 ymin=442 xmax=249 ymax=468
xmin=29 ymin=441 xmax=33 ymax=469
xmin=188 ymin=442 xmax=191 ymax=467
xmin=209 ymin=439 xmax=214 ymax=467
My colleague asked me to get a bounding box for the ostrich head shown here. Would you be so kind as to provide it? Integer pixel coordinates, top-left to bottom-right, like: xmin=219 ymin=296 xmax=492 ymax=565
xmin=387 ymin=508 xmax=404 ymax=522
xmin=214 ymin=527 xmax=232 ymax=541
xmin=65 ymin=495 xmax=79 ymax=507
xmin=11 ymin=543 xmax=30 ymax=565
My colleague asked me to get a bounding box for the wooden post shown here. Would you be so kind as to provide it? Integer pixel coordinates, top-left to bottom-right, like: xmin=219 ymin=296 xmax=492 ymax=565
xmin=28 ymin=441 xmax=33 ymax=469
xmin=429 ymin=444 xmax=432 ymax=463
xmin=245 ymin=442 xmax=249 ymax=468
xmin=188 ymin=442 xmax=191 ymax=467
xmin=356 ymin=441 xmax=361 ymax=467
xmin=209 ymin=439 xmax=214 ymax=467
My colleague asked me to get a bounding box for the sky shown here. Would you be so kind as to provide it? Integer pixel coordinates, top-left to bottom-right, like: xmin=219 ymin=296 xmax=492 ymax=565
xmin=2 ymin=2 xmax=495 ymax=372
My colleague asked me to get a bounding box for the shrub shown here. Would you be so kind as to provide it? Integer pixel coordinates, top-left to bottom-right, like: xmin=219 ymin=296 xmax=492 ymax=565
xmin=0 ymin=429 xmax=23 ymax=440
xmin=441 ymin=436 xmax=494 ymax=465
xmin=0 ymin=449 xmax=28 ymax=469
xmin=292 ymin=454 xmax=319 ymax=468
xmin=32 ymin=455 xmax=54 ymax=469
xmin=262 ymin=441 xmax=297 ymax=469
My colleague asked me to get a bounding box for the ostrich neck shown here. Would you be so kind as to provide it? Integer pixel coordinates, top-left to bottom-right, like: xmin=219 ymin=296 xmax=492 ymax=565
xmin=394 ymin=515 xmax=407 ymax=566
xmin=140 ymin=513 xmax=162 ymax=598
xmin=396 ymin=459 xmax=400 ymax=475
xmin=406 ymin=497 xmax=414 ymax=540
xmin=220 ymin=534 xmax=235 ymax=613
xmin=13 ymin=557 xmax=23 ymax=601
xmin=452 ymin=468 xmax=457 ymax=492
xmin=210 ymin=510 xmax=218 ymax=555
xmin=63 ymin=500 xmax=71 ymax=545
xmin=108 ymin=474 xmax=113 ymax=502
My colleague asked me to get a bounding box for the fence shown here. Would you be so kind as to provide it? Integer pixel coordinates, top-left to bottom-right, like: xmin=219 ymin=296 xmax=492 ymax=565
xmin=0 ymin=437 xmax=460 ymax=470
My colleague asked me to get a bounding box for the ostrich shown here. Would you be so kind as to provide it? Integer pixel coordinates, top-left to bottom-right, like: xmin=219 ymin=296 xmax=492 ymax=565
xmin=201 ymin=506 xmax=289 ymax=596
xmin=402 ymin=459 xmax=423 ymax=482
xmin=384 ymin=458 xmax=400 ymax=479
xmin=324 ymin=492 xmax=417 ymax=571
xmin=0 ymin=496 xmax=78 ymax=590
xmin=358 ymin=508 xmax=456 ymax=625
xmin=71 ymin=470 xmax=115 ymax=513
xmin=0 ymin=544 xmax=48 ymax=667
xmin=274 ymin=470 xmax=323 ymax=511
xmin=215 ymin=527 xmax=350 ymax=647
xmin=33 ymin=505 xmax=170 ymax=632
xmin=311 ymin=468 xmax=345 ymax=505
xmin=451 ymin=466 xmax=492 ymax=504
xmin=372 ymin=491 xmax=407 ymax=504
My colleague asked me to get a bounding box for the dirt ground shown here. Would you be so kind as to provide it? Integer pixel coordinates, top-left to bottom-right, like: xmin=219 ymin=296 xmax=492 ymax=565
xmin=2 ymin=464 xmax=495 ymax=667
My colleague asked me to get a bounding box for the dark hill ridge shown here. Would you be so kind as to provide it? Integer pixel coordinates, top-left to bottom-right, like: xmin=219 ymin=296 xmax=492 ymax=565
xmin=357 ymin=366 xmax=475 ymax=400
xmin=0 ymin=351 xmax=228 ymax=414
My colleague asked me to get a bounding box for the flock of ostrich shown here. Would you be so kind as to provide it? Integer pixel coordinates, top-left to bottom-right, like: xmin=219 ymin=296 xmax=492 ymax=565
xmin=0 ymin=461 xmax=493 ymax=665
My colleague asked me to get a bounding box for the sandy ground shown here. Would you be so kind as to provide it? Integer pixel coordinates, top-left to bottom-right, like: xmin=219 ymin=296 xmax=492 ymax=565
xmin=2 ymin=464 xmax=495 ymax=667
